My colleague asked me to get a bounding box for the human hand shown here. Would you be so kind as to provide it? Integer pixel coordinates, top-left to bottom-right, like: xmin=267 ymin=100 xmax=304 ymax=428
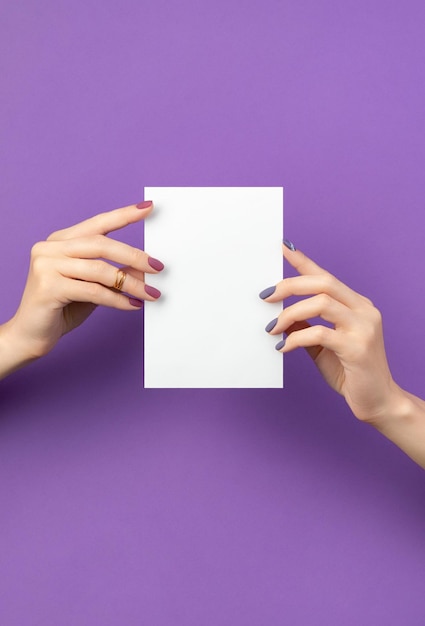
xmin=260 ymin=240 xmax=402 ymax=425
xmin=4 ymin=201 xmax=163 ymax=365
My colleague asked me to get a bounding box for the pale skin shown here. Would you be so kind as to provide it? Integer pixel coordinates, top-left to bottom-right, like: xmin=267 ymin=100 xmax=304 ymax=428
xmin=1 ymin=202 xmax=425 ymax=469
xmin=0 ymin=201 xmax=161 ymax=378
xmin=264 ymin=244 xmax=425 ymax=469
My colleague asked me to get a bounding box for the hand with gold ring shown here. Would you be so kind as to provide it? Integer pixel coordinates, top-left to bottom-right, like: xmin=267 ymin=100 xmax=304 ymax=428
xmin=260 ymin=239 xmax=425 ymax=470
xmin=0 ymin=200 xmax=163 ymax=380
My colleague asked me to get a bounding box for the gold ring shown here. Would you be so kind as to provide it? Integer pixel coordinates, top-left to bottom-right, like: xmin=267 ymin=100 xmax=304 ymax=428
xmin=113 ymin=269 xmax=127 ymax=291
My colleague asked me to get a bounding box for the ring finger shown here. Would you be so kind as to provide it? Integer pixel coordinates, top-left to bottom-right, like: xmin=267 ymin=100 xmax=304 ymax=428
xmin=266 ymin=293 xmax=355 ymax=335
xmin=57 ymin=258 xmax=161 ymax=300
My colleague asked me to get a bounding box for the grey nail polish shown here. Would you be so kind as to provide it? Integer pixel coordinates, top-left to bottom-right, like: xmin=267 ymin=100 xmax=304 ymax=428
xmin=283 ymin=239 xmax=296 ymax=251
xmin=265 ymin=318 xmax=278 ymax=332
xmin=259 ymin=286 xmax=276 ymax=299
xmin=275 ymin=339 xmax=286 ymax=351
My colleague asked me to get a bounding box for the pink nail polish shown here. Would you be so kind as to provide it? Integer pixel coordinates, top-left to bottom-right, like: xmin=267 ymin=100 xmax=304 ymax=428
xmin=129 ymin=298 xmax=144 ymax=307
xmin=136 ymin=200 xmax=153 ymax=210
xmin=148 ymin=256 xmax=165 ymax=271
xmin=145 ymin=284 xmax=161 ymax=299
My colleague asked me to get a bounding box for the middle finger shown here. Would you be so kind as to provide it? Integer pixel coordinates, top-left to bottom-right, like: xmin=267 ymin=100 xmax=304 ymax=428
xmin=260 ymin=274 xmax=364 ymax=310
xmin=62 ymin=235 xmax=164 ymax=274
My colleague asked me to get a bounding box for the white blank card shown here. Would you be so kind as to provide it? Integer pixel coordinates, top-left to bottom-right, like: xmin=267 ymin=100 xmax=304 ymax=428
xmin=143 ymin=187 xmax=284 ymax=388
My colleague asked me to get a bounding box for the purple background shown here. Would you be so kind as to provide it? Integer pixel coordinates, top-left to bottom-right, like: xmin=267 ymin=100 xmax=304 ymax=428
xmin=1 ymin=1 xmax=425 ymax=623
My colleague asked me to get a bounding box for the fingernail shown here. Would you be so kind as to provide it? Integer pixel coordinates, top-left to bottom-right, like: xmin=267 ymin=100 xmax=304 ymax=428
xmin=265 ymin=318 xmax=278 ymax=332
xmin=275 ymin=339 xmax=286 ymax=351
xmin=129 ymin=298 xmax=144 ymax=307
xmin=148 ymin=256 xmax=165 ymax=271
xmin=145 ymin=284 xmax=161 ymax=299
xmin=283 ymin=239 xmax=296 ymax=251
xmin=259 ymin=286 xmax=276 ymax=299
xmin=136 ymin=200 xmax=153 ymax=210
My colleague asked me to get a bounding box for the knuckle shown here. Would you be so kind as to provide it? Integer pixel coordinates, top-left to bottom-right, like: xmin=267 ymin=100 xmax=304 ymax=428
xmin=360 ymin=294 xmax=375 ymax=307
xmin=31 ymin=255 xmax=45 ymax=275
xmin=370 ymin=305 xmax=383 ymax=324
xmin=46 ymin=230 xmax=60 ymax=241
xmin=90 ymin=212 xmax=109 ymax=231
xmin=30 ymin=250 xmax=50 ymax=276
xmin=318 ymin=292 xmax=332 ymax=309
xmin=313 ymin=325 xmax=328 ymax=343
xmin=130 ymin=246 xmax=144 ymax=267
xmin=320 ymin=272 xmax=336 ymax=292
xmin=30 ymin=241 xmax=46 ymax=259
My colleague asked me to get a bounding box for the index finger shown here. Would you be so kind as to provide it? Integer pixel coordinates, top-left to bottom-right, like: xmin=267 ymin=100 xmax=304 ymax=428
xmin=279 ymin=240 xmax=372 ymax=309
xmin=46 ymin=201 xmax=154 ymax=242
xmin=281 ymin=239 xmax=329 ymax=276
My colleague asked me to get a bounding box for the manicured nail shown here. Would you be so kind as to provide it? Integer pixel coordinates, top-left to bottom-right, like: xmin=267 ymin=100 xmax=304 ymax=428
xmin=275 ymin=339 xmax=286 ymax=351
xmin=145 ymin=284 xmax=161 ymax=298
xmin=136 ymin=200 xmax=153 ymax=210
xmin=259 ymin=286 xmax=276 ymax=299
xmin=283 ymin=239 xmax=296 ymax=251
xmin=148 ymin=256 xmax=165 ymax=271
xmin=129 ymin=298 xmax=144 ymax=307
xmin=265 ymin=318 xmax=278 ymax=332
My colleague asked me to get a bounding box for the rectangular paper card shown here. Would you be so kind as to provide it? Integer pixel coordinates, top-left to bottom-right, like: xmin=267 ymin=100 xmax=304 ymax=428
xmin=143 ymin=187 xmax=284 ymax=388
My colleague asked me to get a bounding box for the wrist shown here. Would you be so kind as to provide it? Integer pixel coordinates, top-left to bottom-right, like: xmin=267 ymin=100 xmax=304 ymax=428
xmin=369 ymin=385 xmax=425 ymax=469
xmin=0 ymin=317 xmax=40 ymax=380
xmin=365 ymin=381 xmax=413 ymax=429
xmin=386 ymin=387 xmax=413 ymax=424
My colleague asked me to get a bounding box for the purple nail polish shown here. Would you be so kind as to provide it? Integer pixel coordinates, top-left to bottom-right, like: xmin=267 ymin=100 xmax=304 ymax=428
xmin=275 ymin=339 xmax=286 ymax=351
xmin=265 ymin=318 xmax=278 ymax=332
xmin=259 ymin=286 xmax=276 ymax=299
xmin=145 ymin=284 xmax=161 ymax=299
xmin=148 ymin=256 xmax=165 ymax=271
xmin=282 ymin=239 xmax=296 ymax=251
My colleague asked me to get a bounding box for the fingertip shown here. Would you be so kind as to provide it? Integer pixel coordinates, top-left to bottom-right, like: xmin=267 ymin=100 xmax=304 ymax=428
xmin=129 ymin=297 xmax=144 ymax=308
xmin=265 ymin=318 xmax=278 ymax=333
xmin=136 ymin=200 xmax=154 ymax=210
xmin=282 ymin=239 xmax=297 ymax=252
xmin=133 ymin=200 xmax=154 ymax=221
xmin=144 ymin=284 xmax=161 ymax=299
xmin=259 ymin=286 xmax=276 ymax=299
xmin=282 ymin=238 xmax=297 ymax=252
xmin=147 ymin=256 xmax=165 ymax=271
